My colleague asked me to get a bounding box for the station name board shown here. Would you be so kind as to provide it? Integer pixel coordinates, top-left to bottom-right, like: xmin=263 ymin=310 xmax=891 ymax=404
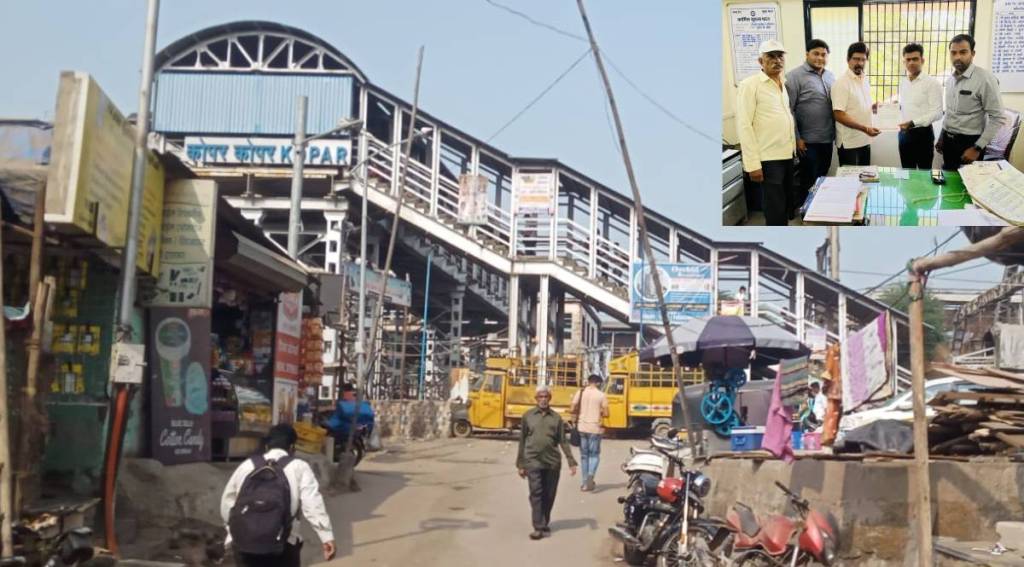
xmin=183 ymin=136 xmax=352 ymax=167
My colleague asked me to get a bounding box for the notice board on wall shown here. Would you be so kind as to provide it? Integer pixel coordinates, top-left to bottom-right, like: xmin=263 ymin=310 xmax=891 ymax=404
xmin=992 ymin=0 xmax=1024 ymax=92
xmin=728 ymin=3 xmax=781 ymax=85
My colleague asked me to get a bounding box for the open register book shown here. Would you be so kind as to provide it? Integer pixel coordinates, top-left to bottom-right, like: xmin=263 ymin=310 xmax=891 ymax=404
xmin=804 ymin=176 xmax=865 ymax=223
xmin=960 ymin=161 xmax=1024 ymax=225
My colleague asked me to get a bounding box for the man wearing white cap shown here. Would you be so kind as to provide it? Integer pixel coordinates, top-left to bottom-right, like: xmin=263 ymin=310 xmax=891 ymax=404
xmin=517 ymin=385 xmax=577 ymax=540
xmin=736 ymin=39 xmax=797 ymax=226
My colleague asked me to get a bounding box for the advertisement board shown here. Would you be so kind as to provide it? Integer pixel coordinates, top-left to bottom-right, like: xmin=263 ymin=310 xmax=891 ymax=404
xmin=513 ymin=172 xmax=555 ymax=214
xmin=458 ymin=173 xmax=489 ymax=225
xmin=144 ymin=179 xmax=218 ymax=308
xmin=274 ymin=291 xmax=303 ymax=383
xmin=45 ymin=71 xmax=165 ymax=275
xmin=630 ymin=263 xmax=713 ymax=324
xmin=148 ymin=307 xmax=211 ymax=464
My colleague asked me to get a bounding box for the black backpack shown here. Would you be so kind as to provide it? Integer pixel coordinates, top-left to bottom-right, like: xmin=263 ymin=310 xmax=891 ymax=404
xmin=228 ymin=454 xmax=295 ymax=555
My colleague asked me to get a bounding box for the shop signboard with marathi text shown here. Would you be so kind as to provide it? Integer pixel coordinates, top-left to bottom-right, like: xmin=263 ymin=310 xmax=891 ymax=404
xmin=342 ymin=262 xmax=412 ymax=307
xmin=148 ymin=308 xmax=212 ymax=464
xmin=843 ymin=312 xmax=891 ymax=411
xmin=513 ymin=171 xmax=555 ymax=214
xmin=630 ymin=263 xmax=712 ymax=324
xmin=183 ymin=136 xmax=352 ymax=167
xmin=458 ymin=173 xmax=489 ymax=225
xmin=45 ymin=71 xmax=165 ymax=275
xmin=145 ymin=179 xmax=218 ymax=308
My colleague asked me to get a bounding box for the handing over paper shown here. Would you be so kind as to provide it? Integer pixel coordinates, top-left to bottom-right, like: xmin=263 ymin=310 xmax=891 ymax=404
xmin=874 ymin=103 xmax=901 ymax=132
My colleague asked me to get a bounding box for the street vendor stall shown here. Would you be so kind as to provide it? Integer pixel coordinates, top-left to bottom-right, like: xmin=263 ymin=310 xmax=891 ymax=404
xmin=143 ymin=181 xmax=309 ymax=463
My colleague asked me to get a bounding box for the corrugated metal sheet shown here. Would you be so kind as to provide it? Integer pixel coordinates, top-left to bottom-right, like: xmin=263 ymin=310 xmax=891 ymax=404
xmin=153 ymin=72 xmax=354 ymax=135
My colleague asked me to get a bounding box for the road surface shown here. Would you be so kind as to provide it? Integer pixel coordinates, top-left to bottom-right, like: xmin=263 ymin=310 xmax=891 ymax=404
xmin=307 ymin=436 xmax=636 ymax=567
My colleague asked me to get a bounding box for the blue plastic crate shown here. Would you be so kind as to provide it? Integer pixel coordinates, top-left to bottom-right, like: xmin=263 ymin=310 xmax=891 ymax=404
xmin=730 ymin=426 xmax=765 ymax=452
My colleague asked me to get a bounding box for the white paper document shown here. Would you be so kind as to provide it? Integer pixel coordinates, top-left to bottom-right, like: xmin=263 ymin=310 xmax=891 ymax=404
xmin=968 ymin=166 xmax=1024 ymax=224
xmin=805 ymin=177 xmax=863 ymax=223
xmin=892 ymin=169 xmax=910 ymax=180
xmin=836 ymin=165 xmax=879 ymax=179
xmin=875 ymin=103 xmax=902 ymax=131
xmin=936 ymin=206 xmax=1011 ymax=226
xmin=959 ymin=161 xmax=1009 ymax=192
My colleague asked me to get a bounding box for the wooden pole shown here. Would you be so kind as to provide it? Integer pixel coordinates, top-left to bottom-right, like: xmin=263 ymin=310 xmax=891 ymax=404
xmin=576 ymin=0 xmax=698 ymax=457
xmin=1 ymin=227 xmax=14 ymax=557
xmin=13 ymin=181 xmax=48 ymax=518
xmin=913 ymin=227 xmax=1024 ymax=273
xmin=398 ymin=302 xmax=410 ymax=399
xmin=14 ymin=280 xmax=50 ymax=515
xmin=350 ymin=46 xmax=424 ymax=452
xmin=829 ymin=227 xmax=840 ymax=281
xmin=907 ymin=268 xmax=933 ymax=566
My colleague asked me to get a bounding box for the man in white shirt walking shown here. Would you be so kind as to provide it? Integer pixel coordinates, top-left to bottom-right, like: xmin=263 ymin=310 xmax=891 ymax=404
xmin=221 ymin=424 xmax=336 ymax=567
xmin=736 ymin=39 xmax=797 ymax=226
xmin=832 ymin=42 xmax=881 ymax=166
xmin=897 ymin=43 xmax=943 ymax=170
xmin=571 ymin=374 xmax=609 ymax=492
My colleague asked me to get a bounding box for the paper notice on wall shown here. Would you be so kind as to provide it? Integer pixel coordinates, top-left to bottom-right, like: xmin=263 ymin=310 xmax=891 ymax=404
xmin=729 ymin=3 xmax=780 ymax=85
xmin=993 ymin=0 xmax=1024 ymax=92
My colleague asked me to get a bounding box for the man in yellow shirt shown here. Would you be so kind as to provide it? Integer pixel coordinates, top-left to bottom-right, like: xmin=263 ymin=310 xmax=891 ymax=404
xmin=736 ymin=40 xmax=797 ymax=226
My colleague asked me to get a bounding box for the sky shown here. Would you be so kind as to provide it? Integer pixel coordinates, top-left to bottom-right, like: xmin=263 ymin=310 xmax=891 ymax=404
xmin=0 ymin=0 xmax=1006 ymax=295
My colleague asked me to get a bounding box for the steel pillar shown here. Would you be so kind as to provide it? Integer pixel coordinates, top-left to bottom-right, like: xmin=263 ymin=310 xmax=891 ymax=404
xmin=449 ymin=285 xmax=465 ymax=367
xmin=537 ymin=275 xmax=551 ymax=384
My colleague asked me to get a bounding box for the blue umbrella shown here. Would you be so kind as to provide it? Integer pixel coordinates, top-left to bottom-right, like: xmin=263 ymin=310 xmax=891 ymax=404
xmin=639 ymin=315 xmax=809 ymax=368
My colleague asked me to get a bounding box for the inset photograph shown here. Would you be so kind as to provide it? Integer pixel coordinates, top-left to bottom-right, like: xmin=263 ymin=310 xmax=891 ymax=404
xmin=721 ymin=0 xmax=1023 ymax=226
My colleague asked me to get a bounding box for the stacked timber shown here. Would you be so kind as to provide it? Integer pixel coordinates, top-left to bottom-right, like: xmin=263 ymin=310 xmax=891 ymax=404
xmin=928 ymin=365 xmax=1024 ymax=455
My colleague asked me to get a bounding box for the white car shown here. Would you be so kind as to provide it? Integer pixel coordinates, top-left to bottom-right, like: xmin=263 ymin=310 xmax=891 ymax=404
xmin=838 ymin=377 xmax=979 ymax=433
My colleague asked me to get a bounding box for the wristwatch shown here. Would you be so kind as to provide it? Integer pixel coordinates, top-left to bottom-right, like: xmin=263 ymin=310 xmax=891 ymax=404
xmin=973 ymin=145 xmax=984 ymax=153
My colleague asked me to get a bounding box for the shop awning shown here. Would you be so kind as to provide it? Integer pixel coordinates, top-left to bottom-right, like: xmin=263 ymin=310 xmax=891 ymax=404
xmin=217 ymin=230 xmax=308 ymax=294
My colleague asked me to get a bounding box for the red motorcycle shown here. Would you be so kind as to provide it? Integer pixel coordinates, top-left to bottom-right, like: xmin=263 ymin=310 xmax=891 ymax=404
xmin=725 ymin=481 xmax=839 ymax=566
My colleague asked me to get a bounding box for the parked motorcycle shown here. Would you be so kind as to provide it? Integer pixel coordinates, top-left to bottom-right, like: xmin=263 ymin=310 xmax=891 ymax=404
xmin=611 ymin=430 xmax=731 ymax=567
xmin=320 ymin=396 xmax=375 ymax=466
xmin=725 ymin=481 xmax=839 ymax=566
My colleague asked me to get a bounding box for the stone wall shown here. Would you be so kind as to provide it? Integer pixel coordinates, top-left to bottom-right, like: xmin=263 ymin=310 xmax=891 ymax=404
xmin=371 ymin=400 xmax=451 ymax=441
xmin=704 ymin=458 xmax=1024 ymax=565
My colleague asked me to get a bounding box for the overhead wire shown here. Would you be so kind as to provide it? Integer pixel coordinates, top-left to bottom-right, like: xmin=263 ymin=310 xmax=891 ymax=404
xmin=861 ymin=230 xmax=961 ymax=295
xmin=482 ymin=0 xmax=717 ymax=142
xmin=485 ymin=48 xmax=593 ymax=143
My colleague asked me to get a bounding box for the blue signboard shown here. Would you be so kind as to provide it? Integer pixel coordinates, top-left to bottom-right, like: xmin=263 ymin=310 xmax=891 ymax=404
xmin=630 ymin=263 xmax=712 ymax=324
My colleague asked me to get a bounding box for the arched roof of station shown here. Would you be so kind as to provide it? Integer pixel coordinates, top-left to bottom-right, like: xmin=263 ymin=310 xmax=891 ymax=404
xmin=154 ymin=20 xmax=368 ymax=83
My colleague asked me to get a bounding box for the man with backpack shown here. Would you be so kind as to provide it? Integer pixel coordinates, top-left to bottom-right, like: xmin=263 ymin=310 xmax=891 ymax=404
xmin=221 ymin=424 xmax=336 ymax=566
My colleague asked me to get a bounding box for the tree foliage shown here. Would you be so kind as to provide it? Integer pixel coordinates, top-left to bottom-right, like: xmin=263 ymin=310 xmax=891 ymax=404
xmin=877 ymin=284 xmax=947 ymax=360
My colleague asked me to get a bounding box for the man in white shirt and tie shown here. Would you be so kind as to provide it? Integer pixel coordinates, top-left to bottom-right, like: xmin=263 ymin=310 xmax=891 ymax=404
xmin=897 ymin=43 xmax=943 ymax=170
xmin=832 ymin=42 xmax=881 ymax=166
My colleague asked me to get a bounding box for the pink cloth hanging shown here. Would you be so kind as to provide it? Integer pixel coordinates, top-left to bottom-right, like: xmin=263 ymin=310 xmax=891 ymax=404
xmin=762 ymin=364 xmax=795 ymax=463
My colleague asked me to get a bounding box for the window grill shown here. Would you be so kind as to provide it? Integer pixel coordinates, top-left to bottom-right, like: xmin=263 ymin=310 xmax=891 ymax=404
xmin=806 ymin=1 xmax=975 ymax=102
xmin=863 ymin=1 xmax=974 ymax=102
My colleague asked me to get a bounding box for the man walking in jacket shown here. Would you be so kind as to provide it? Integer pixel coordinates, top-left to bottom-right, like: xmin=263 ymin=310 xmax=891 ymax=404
xmin=517 ymin=386 xmax=578 ymax=540
xmin=571 ymin=374 xmax=609 ymax=492
xmin=221 ymin=424 xmax=336 ymax=566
